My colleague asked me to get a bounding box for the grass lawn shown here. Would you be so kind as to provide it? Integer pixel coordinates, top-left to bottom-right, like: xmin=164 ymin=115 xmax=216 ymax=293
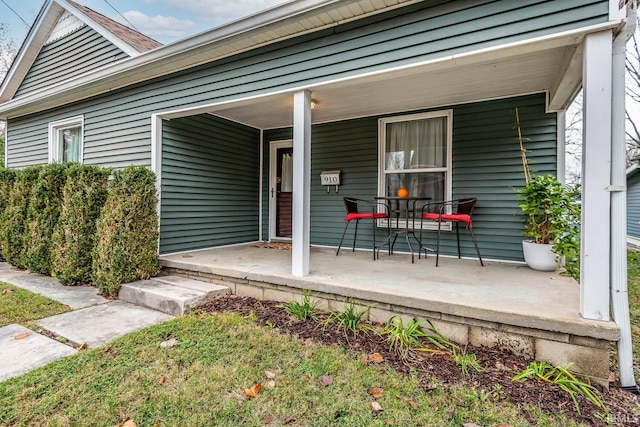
xmin=0 ymin=312 xmax=586 ymax=427
xmin=0 ymin=282 xmax=70 ymax=329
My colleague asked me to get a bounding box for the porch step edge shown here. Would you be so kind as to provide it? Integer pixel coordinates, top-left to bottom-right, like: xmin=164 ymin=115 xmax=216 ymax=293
xmin=119 ymin=277 xmax=230 ymax=316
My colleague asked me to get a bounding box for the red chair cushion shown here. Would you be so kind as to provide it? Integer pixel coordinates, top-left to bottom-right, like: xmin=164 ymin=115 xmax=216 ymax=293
xmin=346 ymin=212 xmax=388 ymax=222
xmin=422 ymin=213 xmax=472 ymax=226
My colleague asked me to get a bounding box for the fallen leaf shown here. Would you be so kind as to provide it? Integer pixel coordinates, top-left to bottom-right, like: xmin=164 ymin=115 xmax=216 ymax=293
xmin=370 ymin=401 xmax=384 ymax=413
xmin=369 ymin=353 xmax=384 ymax=363
xmin=385 ymin=421 xmax=394 ymax=426
xmin=160 ymin=338 xmax=178 ymax=348
xmin=462 ymin=424 xmax=481 ymax=427
xmin=265 ymin=370 xmax=276 ymax=379
xmin=495 ymin=425 xmax=513 ymax=427
xmin=284 ymin=417 xmax=297 ymax=424
xmin=409 ymin=399 xmax=418 ymax=409
xmin=182 ymin=254 xmax=193 ymax=258
xmin=319 ymin=375 xmax=333 ymax=387
xmin=264 ymin=414 xmax=275 ymax=424
xmin=14 ymin=333 xmax=28 ymax=340
xmin=103 ymin=346 xmax=112 ymax=353
xmin=304 ymin=338 xmax=313 ymax=346
xmin=334 ymin=365 xmax=340 ymax=371
xmin=78 ymin=343 xmax=87 ymax=350
xmin=360 ymin=355 xmax=368 ymax=366
xmin=2 ymin=288 xmax=13 ymax=294
xmin=368 ymin=387 xmax=384 ymax=398
xmin=158 ymin=376 xmax=166 ymax=385
xmin=265 ymin=380 xmax=275 ymax=389
xmin=122 ymin=420 xmax=136 ymax=427
xmin=245 ymin=383 xmax=262 ymax=397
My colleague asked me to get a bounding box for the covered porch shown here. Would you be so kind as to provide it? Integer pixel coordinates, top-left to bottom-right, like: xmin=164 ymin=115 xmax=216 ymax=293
xmin=159 ymin=244 xmax=619 ymax=384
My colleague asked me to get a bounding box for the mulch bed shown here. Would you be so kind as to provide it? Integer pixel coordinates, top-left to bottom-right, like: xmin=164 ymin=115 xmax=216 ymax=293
xmin=198 ymin=295 xmax=640 ymax=426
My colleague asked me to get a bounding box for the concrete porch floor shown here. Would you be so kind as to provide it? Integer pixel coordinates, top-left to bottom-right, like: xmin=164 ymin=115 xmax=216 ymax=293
xmin=160 ymin=244 xmax=618 ymax=342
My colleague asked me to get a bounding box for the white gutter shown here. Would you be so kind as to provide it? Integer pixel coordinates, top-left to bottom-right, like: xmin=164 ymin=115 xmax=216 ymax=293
xmin=610 ymin=4 xmax=638 ymax=393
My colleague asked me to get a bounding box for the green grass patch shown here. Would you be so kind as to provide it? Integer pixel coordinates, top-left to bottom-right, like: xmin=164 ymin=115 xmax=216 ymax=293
xmin=0 ymin=312 xmax=587 ymax=426
xmin=0 ymin=283 xmax=70 ymax=328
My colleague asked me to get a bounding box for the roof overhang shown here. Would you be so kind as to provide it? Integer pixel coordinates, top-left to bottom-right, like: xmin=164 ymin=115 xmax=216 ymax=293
xmin=0 ymin=0 xmax=422 ymax=118
xmin=153 ymin=21 xmax=621 ymax=130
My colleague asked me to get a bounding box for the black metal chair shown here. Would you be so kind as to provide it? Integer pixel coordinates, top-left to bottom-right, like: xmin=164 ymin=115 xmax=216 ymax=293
xmin=419 ymin=198 xmax=483 ymax=267
xmin=336 ymin=197 xmax=388 ymax=260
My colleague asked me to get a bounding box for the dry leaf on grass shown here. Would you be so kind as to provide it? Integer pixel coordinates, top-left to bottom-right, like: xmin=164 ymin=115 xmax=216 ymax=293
xmin=158 ymin=376 xmax=166 ymax=385
xmin=265 ymin=370 xmax=276 ymax=379
xmin=385 ymin=421 xmax=394 ymax=426
xmin=2 ymin=288 xmax=13 ymax=294
xmin=264 ymin=414 xmax=275 ymax=424
xmin=14 ymin=333 xmax=28 ymax=340
xmin=369 ymin=353 xmax=384 ymax=363
xmin=78 ymin=343 xmax=87 ymax=350
xmin=368 ymin=387 xmax=384 ymax=398
xmin=462 ymin=423 xmax=481 ymax=427
xmin=284 ymin=417 xmax=297 ymax=424
xmin=115 ymin=420 xmax=136 ymax=427
xmin=318 ymin=375 xmax=333 ymax=387
xmin=409 ymin=399 xmax=418 ymax=409
xmin=245 ymin=383 xmax=262 ymax=397
xmin=370 ymin=401 xmax=384 ymax=413
xmin=265 ymin=380 xmax=276 ymax=389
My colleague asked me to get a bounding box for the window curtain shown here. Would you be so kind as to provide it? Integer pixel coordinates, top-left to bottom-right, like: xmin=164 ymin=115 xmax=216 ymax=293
xmin=281 ymin=153 xmax=293 ymax=192
xmin=59 ymin=127 xmax=81 ymax=163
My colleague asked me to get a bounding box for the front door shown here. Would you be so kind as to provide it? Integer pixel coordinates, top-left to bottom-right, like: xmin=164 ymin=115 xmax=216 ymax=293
xmin=269 ymin=140 xmax=293 ymax=240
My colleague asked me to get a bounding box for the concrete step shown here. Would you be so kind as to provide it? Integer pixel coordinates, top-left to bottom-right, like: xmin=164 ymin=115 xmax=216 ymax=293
xmin=119 ymin=275 xmax=230 ymax=316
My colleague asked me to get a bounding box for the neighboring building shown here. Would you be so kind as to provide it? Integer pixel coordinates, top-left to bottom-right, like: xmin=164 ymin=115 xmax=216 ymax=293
xmin=0 ymin=1 xmax=636 ymax=376
xmin=628 ymin=160 xmax=640 ymax=247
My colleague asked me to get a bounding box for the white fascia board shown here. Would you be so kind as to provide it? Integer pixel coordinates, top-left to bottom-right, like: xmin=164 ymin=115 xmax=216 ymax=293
xmin=0 ymin=0 xmax=61 ymax=103
xmin=55 ymin=0 xmax=140 ymax=57
xmin=0 ymin=14 xmax=622 ymax=120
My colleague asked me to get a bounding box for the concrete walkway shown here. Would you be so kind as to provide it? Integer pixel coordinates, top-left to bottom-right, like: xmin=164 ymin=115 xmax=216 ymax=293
xmin=0 ymin=263 xmax=173 ymax=382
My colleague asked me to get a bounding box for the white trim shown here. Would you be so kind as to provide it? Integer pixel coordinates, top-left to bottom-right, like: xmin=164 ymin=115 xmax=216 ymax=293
xmin=377 ymin=109 xmax=453 ymax=230
xmin=150 ymin=113 xmax=163 ymax=251
xmin=0 ymin=20 xmax=622 ymax=119
xmin=2 ymin=122 xmax=6 ymax=168
xmin=259 ymin=129 xmax=264 ymax=242
xmin=269 ymin=139 xmax=293 ymax=241
xmin=47 ymin=115 xmax=84 ymax=163
xmin=627 ymin=235 xmax=640 ymax=248
xmin=556 ymin=110 xmax=566 ymax=183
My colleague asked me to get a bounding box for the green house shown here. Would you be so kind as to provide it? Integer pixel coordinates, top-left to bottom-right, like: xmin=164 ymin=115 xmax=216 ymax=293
xmin=0 ymin=0 xmax=637 ymax=387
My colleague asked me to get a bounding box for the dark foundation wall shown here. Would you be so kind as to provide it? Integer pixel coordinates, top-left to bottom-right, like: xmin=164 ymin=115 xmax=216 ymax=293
xmin=160 ymin=114 xmax=260 ymax=254
xmin=263 ymin=93 xmax=556 ymax=262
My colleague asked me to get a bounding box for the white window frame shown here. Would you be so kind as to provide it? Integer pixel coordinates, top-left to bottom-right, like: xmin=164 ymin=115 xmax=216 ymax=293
xmin=377 ymin=109 xmax=453 ymax=230
xmin=48 ymin=115 xmax=84 ymax=164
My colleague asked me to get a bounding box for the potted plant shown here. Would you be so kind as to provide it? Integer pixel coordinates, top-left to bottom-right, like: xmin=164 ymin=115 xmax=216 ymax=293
xmin=517 ymin=174 xmax=581 ymax=273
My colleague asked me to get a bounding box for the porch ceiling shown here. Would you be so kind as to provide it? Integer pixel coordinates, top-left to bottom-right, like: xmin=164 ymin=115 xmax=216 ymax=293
xmin=210 ymin=43 xmax=578 ymax=129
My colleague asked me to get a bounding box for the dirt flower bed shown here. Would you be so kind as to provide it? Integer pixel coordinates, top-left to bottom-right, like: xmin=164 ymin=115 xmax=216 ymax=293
xmin=198 ymin=295 xmax=640 ymax=426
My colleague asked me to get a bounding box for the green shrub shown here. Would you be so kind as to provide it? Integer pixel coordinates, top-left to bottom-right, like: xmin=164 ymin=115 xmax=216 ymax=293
xmin=22 ymin=164 xmax=69 ymax=274
xmin=51 ymin=164 xmax=110 ymax=285
xmin=0 ymin=168 xmax=16 ymax=261
xmin=0 ymin=166 xmax=44 ymax=267
xmin=92 ymin=166 xmax=160 ymax=296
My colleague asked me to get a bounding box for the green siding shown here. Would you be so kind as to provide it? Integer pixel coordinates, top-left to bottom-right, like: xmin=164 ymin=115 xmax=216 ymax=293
xmin=263 ymin=93 xmax=556 ymax=262
xmin=8 ymin=0 xmax=607 ymax=169
xmin=160 ymin=114 xmax=260 ymax=254
xmin=15 ymin=25 xmax=129 ymax=97
xmin=628 ymin=172 xmax=640 ymax=240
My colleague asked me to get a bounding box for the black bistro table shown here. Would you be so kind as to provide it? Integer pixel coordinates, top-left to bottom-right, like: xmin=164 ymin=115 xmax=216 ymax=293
xmin=374 ymin=195 xmax=431 ymax=263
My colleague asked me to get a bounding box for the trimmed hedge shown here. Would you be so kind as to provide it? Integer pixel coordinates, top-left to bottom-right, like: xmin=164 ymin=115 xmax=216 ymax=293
xmin=0 ymin=168 xmax=16 ymax=261
xmin=51 ymin=164 xmax=110 ymax=285
xmin=22 ymin=164 xmax=69 ymax=274
xmin=0 ymin=166 xmax=44 ymax=267
xmin=92 ymin=166 xmax=160 ymax=296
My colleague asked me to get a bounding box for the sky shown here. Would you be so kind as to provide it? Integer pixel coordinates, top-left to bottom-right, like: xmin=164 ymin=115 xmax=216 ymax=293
xmin=0 ymin=0 xmax=289 ymax=48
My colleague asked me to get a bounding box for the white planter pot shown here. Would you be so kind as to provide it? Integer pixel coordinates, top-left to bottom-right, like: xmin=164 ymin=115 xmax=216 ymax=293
xmin=522 ymin=240 xmax=558 ymax=271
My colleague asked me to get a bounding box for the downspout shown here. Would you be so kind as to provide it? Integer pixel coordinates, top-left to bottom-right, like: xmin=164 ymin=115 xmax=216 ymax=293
xmin=611 ymin=4 xmax=639 ymax=393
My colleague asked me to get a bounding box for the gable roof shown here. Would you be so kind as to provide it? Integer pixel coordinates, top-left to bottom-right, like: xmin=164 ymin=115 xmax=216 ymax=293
xmin=0 ymin=0 xmax=160 ymax=103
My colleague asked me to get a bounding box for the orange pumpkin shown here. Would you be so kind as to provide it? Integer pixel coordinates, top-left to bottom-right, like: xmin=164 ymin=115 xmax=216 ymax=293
xmin=397 ymin=188 xmax=408 ymax=198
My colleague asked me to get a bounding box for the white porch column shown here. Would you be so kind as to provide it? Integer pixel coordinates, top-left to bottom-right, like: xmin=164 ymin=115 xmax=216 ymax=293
xmin=292 ymin=90 xmax=312 ymax=276
xmin=580 ymin=31 xmax=612 ymax=321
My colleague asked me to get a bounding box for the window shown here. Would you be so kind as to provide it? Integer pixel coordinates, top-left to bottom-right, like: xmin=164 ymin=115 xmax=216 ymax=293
xmin=378 ymin=110 xmax=452 ymax=226
xmin=48 ymin=116 xmax=84 ymax=163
